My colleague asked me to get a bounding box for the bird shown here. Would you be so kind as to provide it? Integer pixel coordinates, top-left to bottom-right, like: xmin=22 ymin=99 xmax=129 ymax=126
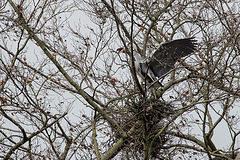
xmin=117 ymin=37 xmax=197 ymax=88
xmin=117 ymin=46 xmax=162 ymax=87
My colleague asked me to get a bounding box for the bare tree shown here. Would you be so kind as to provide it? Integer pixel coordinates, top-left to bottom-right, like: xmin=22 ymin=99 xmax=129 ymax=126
xmin=0 ymin=0 xmax=240 ymax=159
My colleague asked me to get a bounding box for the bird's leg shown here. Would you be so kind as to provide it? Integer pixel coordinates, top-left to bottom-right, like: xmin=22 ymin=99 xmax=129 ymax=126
xmin=170 ymin=69 xmax=175 ymax=81
xmin=148 ymin=88 xmax=158 ymax=100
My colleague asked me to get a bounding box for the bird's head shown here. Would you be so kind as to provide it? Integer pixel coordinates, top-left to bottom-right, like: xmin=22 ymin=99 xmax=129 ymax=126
xmin=116 ymin=47 xmax=125 ymax=53
xmin=116 ymin=43 xmax=138 ymax=54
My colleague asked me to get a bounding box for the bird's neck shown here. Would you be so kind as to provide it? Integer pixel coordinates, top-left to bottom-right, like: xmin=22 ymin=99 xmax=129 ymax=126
xmin=134 ymin=51 xmax=143 ymax=61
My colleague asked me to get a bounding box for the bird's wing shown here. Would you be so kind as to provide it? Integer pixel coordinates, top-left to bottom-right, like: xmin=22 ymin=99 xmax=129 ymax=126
xmin=148 ymin=37 xmax=197 ymax=77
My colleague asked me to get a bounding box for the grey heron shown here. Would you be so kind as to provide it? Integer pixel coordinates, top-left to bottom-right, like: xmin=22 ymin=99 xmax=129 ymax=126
xmin=117 ymin=37 xmax=197 ymax=88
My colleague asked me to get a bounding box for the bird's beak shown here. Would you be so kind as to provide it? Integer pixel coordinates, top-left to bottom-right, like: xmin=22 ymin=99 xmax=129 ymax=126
xmin=116 ymin=47 xmax=125 ymax=54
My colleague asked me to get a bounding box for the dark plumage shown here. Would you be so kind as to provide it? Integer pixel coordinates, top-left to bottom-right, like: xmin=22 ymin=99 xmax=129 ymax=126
xmin=148 ymin=37 xmax=197 ymax=78
xmin=117 ymin=37 xmax=197 ymax=87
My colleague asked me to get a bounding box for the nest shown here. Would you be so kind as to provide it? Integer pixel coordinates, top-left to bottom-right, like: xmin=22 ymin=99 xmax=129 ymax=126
xmin=111 ymin=97 xmax=177 ymax=158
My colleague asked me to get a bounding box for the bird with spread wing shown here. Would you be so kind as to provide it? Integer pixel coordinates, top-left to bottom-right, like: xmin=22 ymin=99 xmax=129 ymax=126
xmin=117 ymin=37 xmax=197 ymax=88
